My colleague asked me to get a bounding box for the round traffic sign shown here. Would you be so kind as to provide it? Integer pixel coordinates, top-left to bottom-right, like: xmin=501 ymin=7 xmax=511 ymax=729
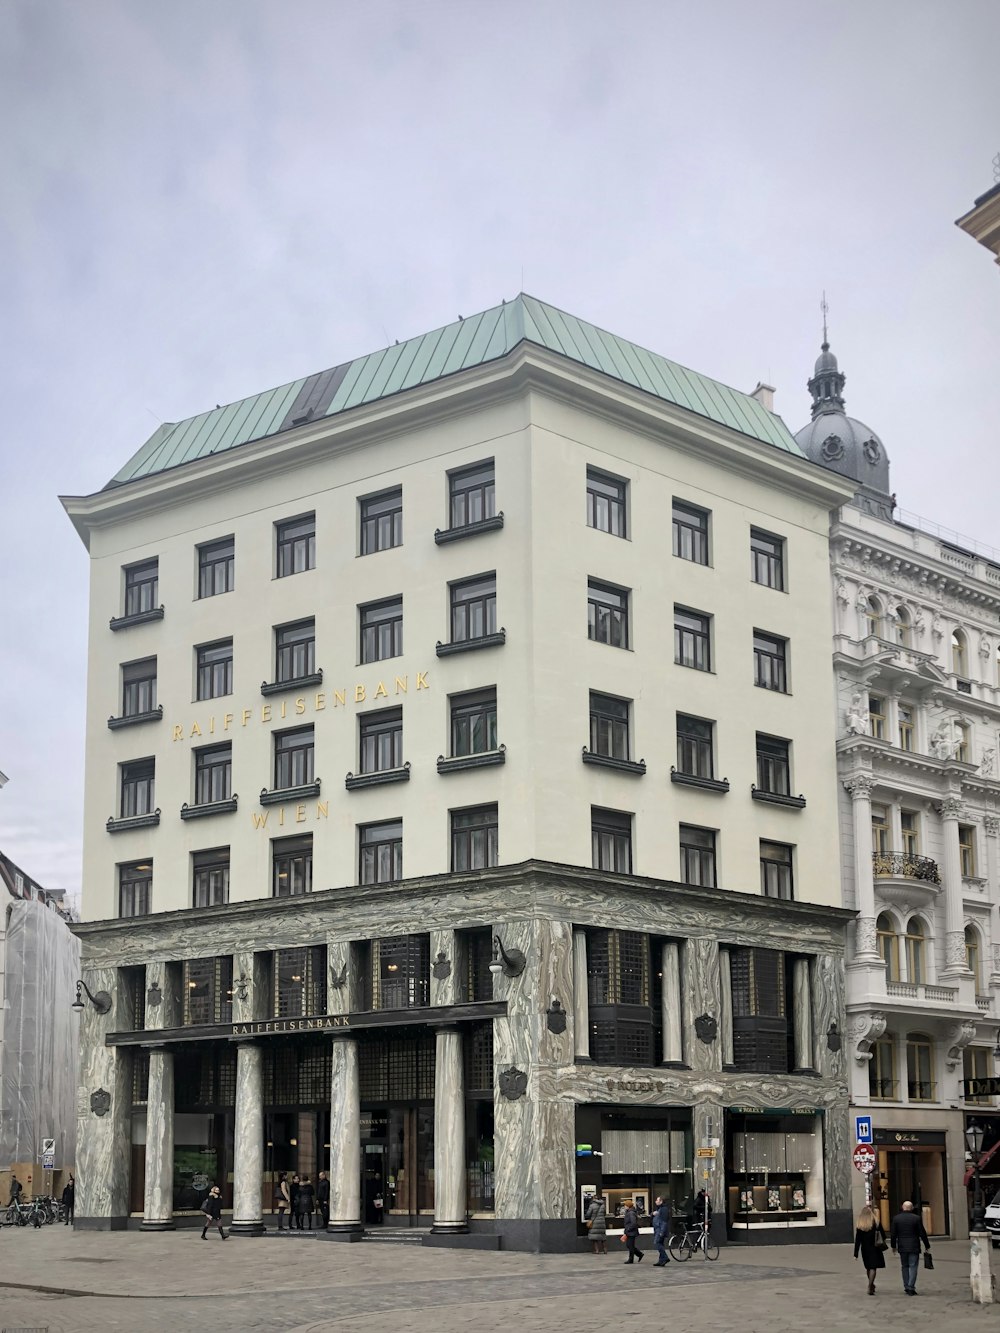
xmin=853 ymin=1143 xmax=877 ymax=1174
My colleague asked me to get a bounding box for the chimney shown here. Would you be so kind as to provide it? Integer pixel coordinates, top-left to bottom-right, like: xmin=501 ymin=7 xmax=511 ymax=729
xmin=750 ymin=382 xmax=776 ymax=412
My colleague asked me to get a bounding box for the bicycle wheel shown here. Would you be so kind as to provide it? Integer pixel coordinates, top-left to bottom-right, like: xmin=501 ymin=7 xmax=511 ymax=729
xmin=702 ymin=1237 xmax=720 ymax=1260
xmin=667 ymin=1233 xmax=690 ymax=1261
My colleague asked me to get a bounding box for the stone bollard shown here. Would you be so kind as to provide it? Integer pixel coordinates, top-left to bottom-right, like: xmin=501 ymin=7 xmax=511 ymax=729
xmin=970 ymin=1230 xmax=994 ymax=1304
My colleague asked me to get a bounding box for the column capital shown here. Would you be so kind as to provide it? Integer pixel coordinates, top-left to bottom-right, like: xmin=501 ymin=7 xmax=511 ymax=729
xmin=844 ymin=773 xmax=877 ymax=800
xmin=935 ymin=796 xmax=966 ymax=821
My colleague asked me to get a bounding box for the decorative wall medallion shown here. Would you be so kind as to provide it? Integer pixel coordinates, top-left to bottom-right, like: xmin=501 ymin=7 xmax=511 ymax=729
xmin=431 ymin=951 xmax=452 ymax=980
xmin=862 ymin=438 xmax=881 ymax=464
xmin=330 ymin=962 xmax=348 ymax=990
xmin=498 ymin=1066 xmax=528 ymax=1100
xmin=694 ymin=1014 xmax=717 ymax=1044
xmin=546 ymin=999 xmax=567 ymax=1035
xmin=826 ymin=1022 xmax=842 ymax=1053
xmin=821 ymin=434 xmax=844 ymax=461
xmin=90 ymin=1088 xmax=111 ymax=1118
xmin=146 ymin=982 xmax=162 ymax=1009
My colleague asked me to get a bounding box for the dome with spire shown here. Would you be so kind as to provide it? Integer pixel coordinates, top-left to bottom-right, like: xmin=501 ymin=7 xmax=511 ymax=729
xmin=794 ymin=336 xmax=892 ymax=503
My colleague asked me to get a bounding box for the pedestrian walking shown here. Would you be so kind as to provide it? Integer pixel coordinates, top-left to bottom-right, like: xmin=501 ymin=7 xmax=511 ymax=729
xmin=296 ymin=1174 xmax=315 ymax=1230
xmin=8 ymin=1174 xmax=22 ymax=1206
xmin=62 ymin=1174 xmax=75 ymax=1225
xmin=652 ymin=1195 xmax=671 ymax=1266
xmin=290 ymin=1173 xmax=300 ymax=1220
xmin=316 ymin=1170 xmax=330 ymax=1229
xmin=273 ymin=1171 xmax=290 ymax=1230
xmin=853 ymin=1203 xmax=887 ymax=1295
xmin=622 ymin=1200 xmax=643 ymax=1264
xmin=199 ymin=1185 xmax=227 ymax=1240
xmin=889 ymin=1200 xmax=930 ymax=1295
xmin=585 ymin=1190 xmax=608 ymax=1255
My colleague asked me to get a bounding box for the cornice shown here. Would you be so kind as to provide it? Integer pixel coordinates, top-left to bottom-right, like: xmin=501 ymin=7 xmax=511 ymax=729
xmin=833 ymin=532 xmax=1000 ymax=612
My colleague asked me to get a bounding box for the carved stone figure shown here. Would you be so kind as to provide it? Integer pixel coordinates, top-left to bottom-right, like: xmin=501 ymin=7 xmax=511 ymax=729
xmin=981 ymin=636 xmax=993 ymax=660
xmin=944 ymin=1020 xmax=977 ymax=1069
xmin=848 ymin=1011 xmax=887 ymax=1065
xmin=932 ymin=611 xmax=944 ymax=640
xmin=985 ymin=816 xmax=1000 ymax=837
xmin=836 ymin=578 xmax=850 ymax=606
xmin=980 ymin=748 xmax=995 ymax=778
xmin=845 ymin=691 xmax=869 ymax=736
xmin=930 ymin=722 xmax=958 ymax=760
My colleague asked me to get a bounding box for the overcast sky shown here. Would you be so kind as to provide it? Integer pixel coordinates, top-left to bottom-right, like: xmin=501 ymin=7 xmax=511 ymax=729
xmin=0 ymin=0 xmax=997 ymax=903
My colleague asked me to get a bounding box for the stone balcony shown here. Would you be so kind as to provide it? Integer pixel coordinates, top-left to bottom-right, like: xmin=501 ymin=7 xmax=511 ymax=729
xmin=872 ymin=850 xmax=941 ymax=910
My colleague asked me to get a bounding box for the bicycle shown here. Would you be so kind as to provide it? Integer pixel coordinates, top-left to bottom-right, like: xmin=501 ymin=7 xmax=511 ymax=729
xmin=2 ymin=1199 xmax=38 ymax=1228
xmin=667 ymin=1218 xmax=719 ymax=1261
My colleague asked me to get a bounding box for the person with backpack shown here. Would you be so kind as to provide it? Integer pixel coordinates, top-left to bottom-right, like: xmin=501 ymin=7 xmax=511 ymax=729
xmin=200 ymin=1185 xmax=227 ymax=1240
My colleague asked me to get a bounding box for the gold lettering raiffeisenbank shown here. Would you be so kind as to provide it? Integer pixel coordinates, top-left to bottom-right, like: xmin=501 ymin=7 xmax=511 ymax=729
xmin=231 ymin=1014 xmax=350 ymax=1036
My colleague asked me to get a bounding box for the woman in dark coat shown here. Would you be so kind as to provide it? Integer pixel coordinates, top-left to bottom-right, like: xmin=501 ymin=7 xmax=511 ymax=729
xmin=585 ymin=1191 xmax=608 ymax=1255
xmin=200 ymin=1185 xmax=227 ymax=1240
xmin=296 ymin=1174 xmax=316 ymax=1230
xmin=854 ymin=1204 xmax=887 ymax=1295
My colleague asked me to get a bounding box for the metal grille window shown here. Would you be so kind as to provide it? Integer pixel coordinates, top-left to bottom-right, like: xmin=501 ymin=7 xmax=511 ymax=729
xmin=360 ymin=820 xmax=403 ymax=885
xmin=750 ymin=529 xmax=784 ymax=590
xmin=359 ymin=1032 xmax=435 ymax=1100
xmin=590 ymin=692 xmax=630 ymax=760
xmin=755 ymin=734 xmax=790 ymax=794
xmin=124 ymin=559 xmax=158 ymax=615
xmin=754 ymin=631 xmax=788 ymax=692
xmin=360 ymin=488 xmax=403 ymax=554
xmin=182 ymin=956 xmax=234 ymax=1025
xmin=120 ymin=758 xmax=155 ymax=817
xmin=679 ymin=825 xmax=716 ymax=886
xmin=193 ymin=847 xmax=230 ymax=908
xmin=450 ymin=688 xmax=498 ymax=756
xmin=586 ymin=467 xmax=627 ymax=537
xmin=588 ymin=580 xmax=629 ymax=648
xmin=677 ymin=714 xmax=713 ymax=778
xmin=590 ymin=1019 xmax=654 ymax=1066
xmin=359 ymin=707 xmax=403 ymax=774
xmin=451 ymin=805 xmax=498 ymax=871
xmin=360 ymin=597 xmax=403 ymax=663
xmin=672 ymin=500 xmax=709 ymax=564
xmin=591 ymin=807 xmax=632 ymax=874
xmin=449 ymin=461 xmax=495 ymax=528
xmin=372 ymin=935 xmax=430 ymax=1010
xmin=122 ymin=658 xmax=157 ymax=716
xmin=196 ymin=639 xmax=233 ymax=701
xmin=462 ymin=927 xmax=494 ymax=1002
xmin=276 ymin=513 xmax=316 ymax=576
xmin=760 ymin=841 xmax=794 ymax=900
xmin=119 ymin=861 xmax=152 ymax=917
xmin=195 ymin=743 xmax=232 ymax=804
xmin=674 ymin=608 xmax=710 ymax=670
xmin=276 ymin=620 xmax=316 ymax=683
xmin=451 ymin=574 xmax=497 ymax=643
xmin=198 ymin=537 xmax=234 ymax=598
xmin=729 ymin=947 xmax=787 ymax=1074
xmin=272 ymin=835 xmax=312 ymax=897
xmin=465 ymin=1022 xmax=494 ymax=1091
xmin=274 ymin=726 xmax=314 ymax=788
xmin=586 ymin=930 xmax=651 ymax=1006
xmin=132 ymin=1050 xmax=150 ymax=1105
xmin=273 ymin=946 xmax=327 ymax=1018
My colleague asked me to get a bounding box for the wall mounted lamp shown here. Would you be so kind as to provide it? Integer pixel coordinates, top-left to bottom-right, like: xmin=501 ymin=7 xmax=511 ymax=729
xmin=488 ymin=934 xmax=526 ymax=978
xmin=71 ymin=979 xmax=112 ymax=1015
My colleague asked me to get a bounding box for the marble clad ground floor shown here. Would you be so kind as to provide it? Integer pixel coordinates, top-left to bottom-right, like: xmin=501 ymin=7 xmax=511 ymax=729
xmin=71 ymin=859 xmax=855 ymax=1250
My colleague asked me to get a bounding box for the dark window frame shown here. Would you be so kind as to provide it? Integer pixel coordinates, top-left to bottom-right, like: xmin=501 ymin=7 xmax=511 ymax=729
xmin=195 ymin=743 xmax=232 ymax=805
xmin=586 ymin=467 xmax=627 ymax=538
xmin=122 ymin=658 xmax=157 ymax=716
xmin=590 ymin=692 xmax=631 ymax=761
xmin=449 ymin=461 xmax=496 ymax=529
xmin=754 ymin=630 xmax=788 ymax=692
xmin=196 ymin=639 xmax=233 ymax=701
xmin=198 ymin=537 xmax=235 ymax=598
xmin=679 ymin=824 xmax=716 ymax=887
xmin=119 ymin=861 xmax=152 ymax=917
xmin=124 ymin=559 xmax=159 ymax=616
xmin=451 ymin=804 xmax=499 ymax=872
xmin=274 ymin=726 xmax=315 ymax=789
xmin=276 ymin=513 xmax=316 ymax=578
xmin=674 ymin=607 xmax=711 ymax=671
xmin=750 ymin=528 xmax=785 ymax=590
xmin=360 ymin=488 xmax=403 ymax=555
xmin=676 ymin=714 xmax=714 ymax=779
xmin=450 ymin=573 xmax=498 ymax=644
xmin=193 ymin=847 xmax=230 ymax=908
xmin=760 ymin=841 xmax=794 ymax=900
xmin=450 ymin=688 xmax=498 ymax=756
xmin=360 ymin=597 xmax=403 ymax=664
xmin=588 ymin=579 xmax=630 ymax=649
xmin=672 ymin=500 xmax=710 ymax=565
xmin=359 ymin=707 xmax=403 ymax=775
xmin=120 ymin=758 xmax=155 ymax=818
xmin=756 ymin=734 xmax=791 ymax=795
xmin=591 ymin=807 xmax=633 ymax=874
xmin=272 ymin=834 xmax=313 ymax=898
xmin=275 ymin=619 xmax=316 ymax=684
xmin=359 ymin=820 xmax=403 ymax=886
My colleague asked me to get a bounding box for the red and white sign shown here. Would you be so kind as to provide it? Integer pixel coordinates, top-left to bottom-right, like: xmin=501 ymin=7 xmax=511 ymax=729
xmin=853 ymin=1143 xmax=877 ymax=1174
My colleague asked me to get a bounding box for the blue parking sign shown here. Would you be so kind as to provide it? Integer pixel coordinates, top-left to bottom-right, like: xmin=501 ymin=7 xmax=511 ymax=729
xmin=856 ymin=1115 xmax=872 ymax=1144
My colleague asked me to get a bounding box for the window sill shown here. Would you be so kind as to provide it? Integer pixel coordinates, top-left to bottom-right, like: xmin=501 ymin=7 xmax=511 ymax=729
xmin=583 ymin=748 xmax=646 ymax=776
xmin=110 ymin=606 xmax=165 ymax=631
xmin=106 ymin=810 xmax=161 ymax=833
xmin=753 ymin=683 xmax=790 ymax=694
xmin=260 ymin=780 xmax=321 ymax=806
xmin=261 ymin=670 xmax=324 ymax=697
xmin=437 ymin=747 xmax=506 ymax=773
xmin=751 ymin=787 xmax=806 ymax=809
xmin=436 ymin=629 xmax=506 ymax=657
xmin=434 ymin=513 xmax=505 ymax=544
xmin=345 ymin=764 xmax=411 ymax=791
xmin=180 ymin=797 xmax=239 ymax=820
xmin=670 ymin=768 xmax=729 ymax=793
xmin=108 ymin=707 xmax=163 ymax=730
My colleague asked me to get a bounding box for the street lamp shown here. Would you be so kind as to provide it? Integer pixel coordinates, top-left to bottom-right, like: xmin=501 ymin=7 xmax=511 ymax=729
xmin=488 ymin=935 xmax=526 ymax=978
xmin=71 ymin=979 xmax=112 ymax=1015
xmin=966 ymin=1120 xmax=986 ymax=1233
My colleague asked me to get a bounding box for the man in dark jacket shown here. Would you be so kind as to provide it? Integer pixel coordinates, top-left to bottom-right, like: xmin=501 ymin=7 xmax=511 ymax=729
xmin=890 ymin=1200 xmax=930 ymax=1294
xmin=652 ymin=1196 xmax=671 ymax=1266
xmin=316 ymin=1170 xmax=330 ymax=1229
xmin=622 ymin=1201 xmax=643 ymax=1264
xmin=62 ymin=1174 xmax=75 ymax=1225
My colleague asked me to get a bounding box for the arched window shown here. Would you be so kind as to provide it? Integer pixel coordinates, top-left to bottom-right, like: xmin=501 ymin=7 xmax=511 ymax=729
xmin=865 ymin=596 xmax=883 ymax=639
xmin=906 ymin=1032 xmax=934 ymax=1101
xmin=877 ymin=912 xmax=899 ymax=982
xmin=905 ymin=917 xmax=925 ymax=984
xmin=952 ymin=629 xmax=968 ymax=677
xmin=896 ymin=606 xmax=912 ymax=648
xmin=966 ymin=924 xmax=982 ymax=994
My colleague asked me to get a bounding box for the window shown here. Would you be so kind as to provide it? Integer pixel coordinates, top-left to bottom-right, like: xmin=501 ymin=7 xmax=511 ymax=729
xmin=755 ymin=734 xmax=790 ymax=795
xmin=276 ymin=620 xmax=316 ymax=684
xmin=370 ymin=935 xmax=429 ymax=1009
xmin=450 ymin=688 xmax=497 ymax=756
xmin=753 ymin=631 xmax=787 ymax=691
xmin=676 ymin=714 xmax=714 ymax=779
xmin=274 ymin=946 xmax=326 ymax=1018
xmin=750 ymin=529 xmax=784 ymax=590
xmin=195 ymin=743 xmax=232 ymax=805
xmin=588 ymin=580 xmax=629 ymax=648
xmin=728 ymin=947 xmax=787 ymax=1074
xmin=876 ymin=914 xmax=899 ymax=982
xmin=276 ymin=514 xmax=316 ymax=576
xmin=182 ymin=957 xmax=233 ymax=1025
xmin=591 ymin=808 xmax=632 ymax=874
xmin=901 ymin=811 xmax=920 ymax=857
xmin=869 ymin=1037 xmax=897 ymax=1100
xmin=122 ymin=658 xmax=157 ymax=716
xmin=952 ymin=629 xmax=967 ymax=677
xmin=906 ymin=1033 xmax=934 ymax=1101
xmin=959 ymin=824 xmax=977 ymax=877
xmin=586 ymin=467 xmax=627 ymax=537
xmin=590 ymin=692 xmax=630 ymax=761
xmin=451 ymin=805 xmax=499 ymax=871
xmin=272 ymin=835 xmax=312 ymax=897
xmin=124 ymin=559 xmax=158 ymax=616
xmin=196 ymin=640 xmax=233 ymax=701
xmin=120 ymin=758 xmax=155 ymax=818
xmin=674 ymin=607 xmax=710 ymax=670
xmin=965 ymin=1046 xmax=993 ymax=1105
xmin=956 ymin=720 xmax=971 ymax=764
xmin=119 ymin=861 xmax=152 ymax=917
xmin=450 ymin=461 xmax=495 ymax=528
xmin=359 ymin=708 xmax=403 ymax=774
xmin=587 ymin=930 xmax=655 ymax=1066
xmin=360 ymin=820 xmax=403 ymax=885
xmin=898 ymin=705 xmax=914 ymax=751
xmin=871 ymin=805 xmax=890 ymax=855
xmin=679 ymin=825 xmax=716 ymax=887
xmin=896 ymin=606 xmax=912 ymax=648
xmin=360 ymin=488 xmax=403 ymax=554
xmin=672 ymin=500 xmax=709 ymax=564
xmin=760 ymin=841 xmax=794 ymax=900
xmin=360 ymin=597 xmax=403 ymax=664
xmin=868 ymin=694 xmax=885 ymax=740
xmin=966 ymin=925 xmax=983 ymax=993
xmin=274 ymin=726 xmax=314 ymax=789
xmin=198 ymin=537 xmax=234 ymax=598
xmin=864 ymin=596 xmax=882 ymax=638
xmin=904 ymin=917 xmax=925 ymax=984
xmin=193 ymin=848 xmax=230 ymax=908
xmin=451 ymin=574 xmax=497 ymax=643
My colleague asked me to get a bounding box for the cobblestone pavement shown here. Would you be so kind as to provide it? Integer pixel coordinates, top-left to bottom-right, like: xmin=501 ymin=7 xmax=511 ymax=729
xmin=1 ymin=1228 xmax=998 ymax=1332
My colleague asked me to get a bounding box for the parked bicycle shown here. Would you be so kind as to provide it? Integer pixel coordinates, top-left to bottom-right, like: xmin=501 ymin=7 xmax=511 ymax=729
xmin=668 ymin=1217 xmax=719 ymax=1261
xmin=2 ymin=1198 xmax=40 ymax=1228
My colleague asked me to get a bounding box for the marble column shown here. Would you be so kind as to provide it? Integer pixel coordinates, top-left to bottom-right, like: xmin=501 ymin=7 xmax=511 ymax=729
xmin=141 ymin=1048 xmax=175 ymax=1230
xmin=432 ymin=1025 xmax=468 ymax=1233
xmin=572 ymin=929 xmax=590 ymax=1061
xmin=844 ymin=775 xmax=879 ymax=960
xmin=719 ymin=948 xmax=735 ymax=1068
xmin=682 ymin=937 xmax=722 ymax=1073
xmin=328 ymin=1034 xmax=362 ymax=1233
xmin=661 ymin=942 xmax=683 ymax=1065
xmin=939 ymin=797 xmax=973 ymax=979
xmin=230 ymin=1042 xmax=265 ymax=1235
xmin=76 ymin=965 xmax=132 ymax=1229
xmin=792 ymin=959 xmax=815 ymax=1074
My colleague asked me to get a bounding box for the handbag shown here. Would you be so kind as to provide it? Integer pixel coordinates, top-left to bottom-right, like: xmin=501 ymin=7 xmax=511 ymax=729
xmin=875 ymin=1232 xmax=888 ymax=1252
xmin=923 ymin=1251 xmax=934 ymax=1270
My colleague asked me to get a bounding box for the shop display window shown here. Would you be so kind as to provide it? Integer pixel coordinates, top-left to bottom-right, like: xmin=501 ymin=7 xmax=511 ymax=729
xmin=575 ymin=1107 xmax=693 ymax=1232
xmin=726 ymin=1110 xmax=825 ymax=1231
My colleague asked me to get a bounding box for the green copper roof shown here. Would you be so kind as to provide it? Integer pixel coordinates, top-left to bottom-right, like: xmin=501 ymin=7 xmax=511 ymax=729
xmin=108 ymin=295 xmax=801 ymax=487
